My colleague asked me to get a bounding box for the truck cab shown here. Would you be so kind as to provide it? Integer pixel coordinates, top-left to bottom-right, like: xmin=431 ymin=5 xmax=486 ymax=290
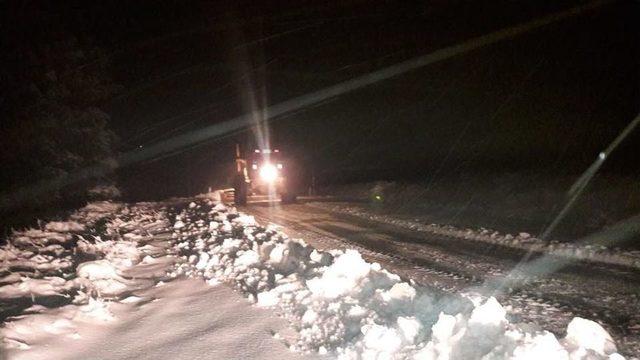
xmin=234 ymin=145 xmax=297 ymax=204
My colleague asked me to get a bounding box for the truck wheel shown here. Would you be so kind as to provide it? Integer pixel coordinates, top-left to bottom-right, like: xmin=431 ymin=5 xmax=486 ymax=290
xmin=234 ymin=176 xmax=248 ymax=205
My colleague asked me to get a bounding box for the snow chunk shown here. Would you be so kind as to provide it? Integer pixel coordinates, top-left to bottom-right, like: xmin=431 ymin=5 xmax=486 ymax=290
xmin=77 ymin=260 xmax=120 ymax=280
xmin=310 ymin=249 xmax=333 ymax=266
xmin=0 ymin=277 xmax=70 ymax=299
xmin=361 ymin=324 xmax=403 ymax=356
xmin=307 ymin=250 xmax=370 ymax=299
xmin=257 ymin=291 xmax=280 ymax=307
xmin=234 ymin=214 xmax=258 ymax=227
xmin=196 ymin=253 xmax=210 ymax=270
xmin=565 ymin=317 xmax=617 ymax=356
xmin=45 ymin=221 xmax=85 ymax=233
xmin=77 ymin=260 xmax=129 ymax=296
xmin=120 ymin=296 xmax=144 ymax=304
xmin=302 ymin=309 xmax=319 ymax=325
xmin=397 ymin=316 xmax=422 ymax=343
xmin=379 ymin=282 xmax=416 ymax=307
xmin=469 ymin=297 xmax=506 ymax=326
xmin=235 ymin=250 xmax=260 ymax=268
xmin=512 ymin=332 xmax=568 ymax=360
xmin=267 ymin=242 xmax=308 ymax=274
xmin=103 ymin=241 xmax=140 ymax=268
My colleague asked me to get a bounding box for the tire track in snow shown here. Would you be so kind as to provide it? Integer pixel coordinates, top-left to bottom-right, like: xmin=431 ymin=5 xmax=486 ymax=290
xmin=244 ymin=203 xmax=640 ymax=355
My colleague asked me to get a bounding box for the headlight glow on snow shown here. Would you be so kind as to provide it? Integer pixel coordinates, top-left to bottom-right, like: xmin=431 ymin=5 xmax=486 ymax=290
xmin=259 ymin=163 xmax=278 ymax=182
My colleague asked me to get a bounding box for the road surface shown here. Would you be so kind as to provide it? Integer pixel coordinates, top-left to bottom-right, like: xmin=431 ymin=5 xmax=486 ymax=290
xmin=242 ymin=198 xmax=640 ymax=355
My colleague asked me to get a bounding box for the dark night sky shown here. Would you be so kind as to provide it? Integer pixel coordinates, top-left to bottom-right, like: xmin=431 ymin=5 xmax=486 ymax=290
xmin=2 ymin=0 xmax=639 ymax=199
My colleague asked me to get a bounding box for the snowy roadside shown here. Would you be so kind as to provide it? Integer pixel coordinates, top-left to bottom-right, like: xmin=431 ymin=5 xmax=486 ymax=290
xmin=0 ymin=194 xmax=313 ymax=360
xmin=169 ymin=198 xmax=627 ymax=359
xmin=306 ymin=202 xmax=640 ymax=271
xmin=0 ymin=200 xmax=173 ymax=357
xmin=0 ymin=194 xmax=630 ymax=359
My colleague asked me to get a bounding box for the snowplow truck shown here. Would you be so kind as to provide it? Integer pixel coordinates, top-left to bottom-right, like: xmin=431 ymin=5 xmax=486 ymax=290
xmin=233 ymin=144 xmax=297 ymax=205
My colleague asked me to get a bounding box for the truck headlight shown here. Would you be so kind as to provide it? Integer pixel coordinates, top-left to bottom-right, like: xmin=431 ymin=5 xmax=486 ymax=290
xmin=259 ymin=163 xmax=278 ymax=183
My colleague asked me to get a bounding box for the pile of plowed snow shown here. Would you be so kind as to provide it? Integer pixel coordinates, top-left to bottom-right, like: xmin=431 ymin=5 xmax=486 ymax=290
xmin=169 ymin=200 xmax=625 ymax=359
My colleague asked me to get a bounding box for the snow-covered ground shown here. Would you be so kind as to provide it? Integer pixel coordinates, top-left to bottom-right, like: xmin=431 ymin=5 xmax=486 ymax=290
xmin=319 ymin=178 xmax=640 ymax=249
xmin=0 ymin=194 xmax=630 ymax=359
xmin=0 ymin=196 xmax=312 ymax=360
xmin=6 ymin=278 xmax=315 ymax=360
xmin=0 ymin=201 xmax=169 ymax=358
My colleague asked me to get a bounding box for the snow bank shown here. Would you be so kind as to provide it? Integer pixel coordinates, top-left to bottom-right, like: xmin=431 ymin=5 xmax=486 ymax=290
xmin=1 ymin=196 xmax=627 ymax=359
xmin=170 ymin=200 xmax=626 ymax=359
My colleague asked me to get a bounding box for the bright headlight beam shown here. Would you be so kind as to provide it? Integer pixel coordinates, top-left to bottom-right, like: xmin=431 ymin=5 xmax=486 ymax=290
xmin=259 ymin=164 xmax=278 ymax=182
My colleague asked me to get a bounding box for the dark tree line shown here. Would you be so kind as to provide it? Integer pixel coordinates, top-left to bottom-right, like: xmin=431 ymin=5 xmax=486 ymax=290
xmin=0 ymin=18 xmax=121 ymax=224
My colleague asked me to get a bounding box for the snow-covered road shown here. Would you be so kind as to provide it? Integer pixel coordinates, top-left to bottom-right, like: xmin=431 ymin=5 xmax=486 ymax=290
xmin=0 ymin=194 xmax=634 ymax=359
xmin=242 ymin=201 xmax=640 ymax=356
